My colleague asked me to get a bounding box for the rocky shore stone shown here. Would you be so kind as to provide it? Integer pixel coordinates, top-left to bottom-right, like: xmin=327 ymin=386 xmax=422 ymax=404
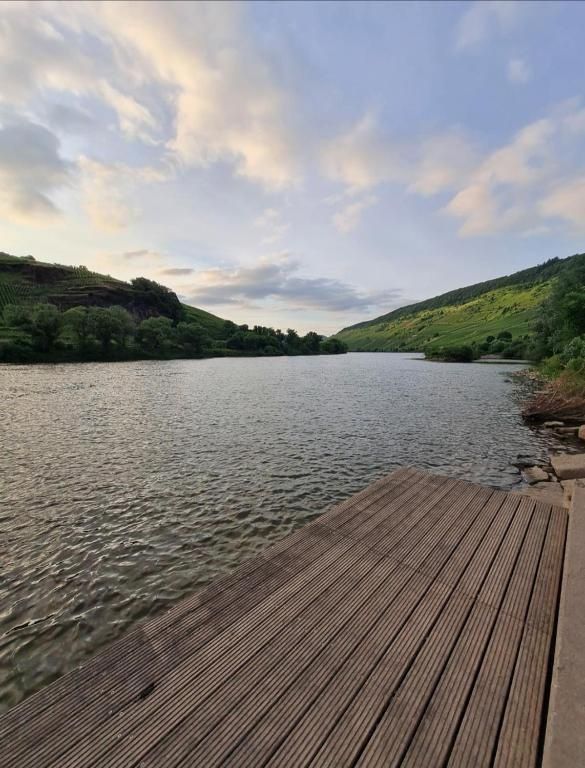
xmin=562 ymin=480 xmax=576 ymax=507
xmin=543 ymin=420 xmax=565 ymax=428
xmin=514 ymin=481 xmax=566 ymax=507
xmin=551 ymin=453 xmax=585 ymax=480
xmin=579 ymin=425 xmax=585 ymax=441
xmin=522 ymin=466 xmax=550 ymax=484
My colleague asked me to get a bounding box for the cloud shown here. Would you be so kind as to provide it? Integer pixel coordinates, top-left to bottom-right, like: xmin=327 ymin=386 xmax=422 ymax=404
xmin=159 ymin=267 xmax=195 ymax=276
xmin=455 ymin=1 xmax=523 ymax=51
xmin=45 ymin=103 xmax=95 ymax=133
xmin=508 ymin=58 xmax=531 ymax=85
xmin=333 ymin=195 xmax=378 ymax=233
xmin=183 ymin=255 xmax=397 ymax=312
xmin=254 ymin=208 xmax=290 ymax=244
xmin=0 ymin=117 xmax=72 ymax=224
xmin=79 ymin=158 xmax=138 ymax=232
xmin=409 ymin=132 xmax=478 ymax=196
xmin=322 ymin=114 xmax=407 ymax=191
xmin=540 ymin=177 xmax=585 ymax=230
xmin=120 ymin=249 xmax=163 ymax=262
xmin=0 ymin=2 xmax=300 ymax=188
xmin=95 ymin=2 xmax=300 ymax=187
xmin=79 ymin=158 xmax=171 ymax=232
xmin=442 ymin=109 xmax=576 ymax=236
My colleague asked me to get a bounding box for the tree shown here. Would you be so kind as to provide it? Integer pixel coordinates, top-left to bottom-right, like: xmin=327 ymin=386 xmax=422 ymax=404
xmin=497 ymin=331 xmax=512 ymax=341
xmin=285 ymin=328 xmax=300 ymax=354
xmin=176 ymin=321 xmax=210 ymax=355
xmin=3 ymin=304 xmax=32 ymax=329
xmin=63 ymin=307 xmax=92 ymax=348
xmin=321 ymin=337 xmax=348 ymax=354
xmin=131 ymin=277 xmax=182 ymax=322
xmin=89 ymin=307 xmax=124 ymax=352
xmin=136 ymin=316 xmax=174 ymax=354
xmin=108 ymin=306 xmax=135 ymax=348
xmin=302 ymin=331 xmax=321 ymax=354
xmin=30 ymin=303 xmax=62 ymax=351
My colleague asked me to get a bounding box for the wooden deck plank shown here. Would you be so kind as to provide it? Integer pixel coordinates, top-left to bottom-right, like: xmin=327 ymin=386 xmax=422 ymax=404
xmin=0 ymin=468 xmax=415 ymax=742
xmin=7 ymin=472 xmax=438 ymax=767
xmin=493 ymin=506 xmax=567 ymax=768
xmin=126 ymin=480 xmax=460 ymax=765
xmin=219 ymin=480 xmax=489 ymax=765
xmin=0 ymin=468 xmax=568 ymax=768
xmin=375 ymin=494 xmax=525 ymax=768
xmin=446 ymin=502 xmax=551 ymax=767
xmin=307 ymin=493 xmax=534 ymax=768
xmin=352 ymin=497 xmax=548 ymax=768
xmin=224 ymin=485 xmax=497 ymax=767
xmin=56 ymin=543 xmax=394 ymax=768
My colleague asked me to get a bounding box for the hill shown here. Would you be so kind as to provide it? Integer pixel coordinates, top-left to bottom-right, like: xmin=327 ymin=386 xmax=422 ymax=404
xmin=335 ymin=256 xmax=580 ymax=352
xmin=0 ymin=251 xmax=227 ymax=341
xmin=0 ymin=252 xmax=347 ymax=362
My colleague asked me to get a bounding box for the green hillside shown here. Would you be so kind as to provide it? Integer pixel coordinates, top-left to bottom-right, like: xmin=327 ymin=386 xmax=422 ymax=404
xmin=0 ymin=251 xmax=226 ymax=340
xmin=335 ymin=255 xmax=580 ymax=352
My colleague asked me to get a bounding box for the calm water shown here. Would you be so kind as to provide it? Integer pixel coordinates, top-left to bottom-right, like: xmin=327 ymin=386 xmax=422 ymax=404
xmin=0 ymin=353 xmax=560 ymax=712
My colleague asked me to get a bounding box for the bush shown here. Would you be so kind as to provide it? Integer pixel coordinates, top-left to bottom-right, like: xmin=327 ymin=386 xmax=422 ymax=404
xmin=320 ymin=337 xmax=348 ymax=354
xmin=425 ymin=345 xmax=476 ymax=362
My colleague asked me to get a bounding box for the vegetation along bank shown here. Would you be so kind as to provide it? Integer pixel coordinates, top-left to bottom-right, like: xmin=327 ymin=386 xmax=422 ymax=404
xmin=0 ymin=252 xmax=347 ymax=363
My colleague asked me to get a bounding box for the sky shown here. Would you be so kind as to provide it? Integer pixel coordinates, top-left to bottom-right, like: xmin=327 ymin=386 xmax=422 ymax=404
xmin=1 ymin=1 xmax=585 ymax=334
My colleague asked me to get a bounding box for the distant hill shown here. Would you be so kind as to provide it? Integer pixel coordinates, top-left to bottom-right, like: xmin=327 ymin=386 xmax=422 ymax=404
xmin=0 ymin=251 xmax=226 ymax=340
xmin=335 ymin=255 xmax=581 ymax=352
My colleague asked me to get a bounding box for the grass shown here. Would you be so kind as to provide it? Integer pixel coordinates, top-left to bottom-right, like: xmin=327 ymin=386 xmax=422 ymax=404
xmin=335 ymin=282 xmax=551 ymax=352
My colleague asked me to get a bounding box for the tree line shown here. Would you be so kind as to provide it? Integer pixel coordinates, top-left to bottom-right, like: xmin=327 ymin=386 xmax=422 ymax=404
xmin=0 ymin=303 xmax=347 ymax=363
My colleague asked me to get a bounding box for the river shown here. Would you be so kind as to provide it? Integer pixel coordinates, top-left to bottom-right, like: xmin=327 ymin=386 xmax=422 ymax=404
xmin=0 ymin=353 xmax=561 ymax=712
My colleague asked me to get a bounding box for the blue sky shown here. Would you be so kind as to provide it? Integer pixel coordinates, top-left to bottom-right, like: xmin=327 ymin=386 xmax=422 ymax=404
xmin=1 ymin=1 xmax=585 ymax=333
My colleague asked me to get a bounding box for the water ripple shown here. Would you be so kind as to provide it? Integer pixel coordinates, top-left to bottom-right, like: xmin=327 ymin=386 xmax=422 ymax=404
xmin=0 ymin=354 xmax=562 ymax=712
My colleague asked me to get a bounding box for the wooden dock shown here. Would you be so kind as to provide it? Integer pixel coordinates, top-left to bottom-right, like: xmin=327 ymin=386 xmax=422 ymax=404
xmin=0 ymin=467 xmax=569 ymax=767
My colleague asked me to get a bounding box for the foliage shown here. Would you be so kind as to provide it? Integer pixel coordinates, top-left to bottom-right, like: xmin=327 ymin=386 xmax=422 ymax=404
xmin=176 ymin=321 xmax=211 ymax=355
xmin=340 ymin=256 xmax=570 ymax=335
xmin=320 ymin=337 xmax=348 ymax=354
xmin=63 ymin=307 xmax=92 ymax=347
xmin=336 ymin=254 xmax=585 ymax=353
xmin=1 ymin=302 xmax=346 ymax=363
xmin=30 ymin=304 xmax=63 ymax=351
xmin=425 ymin=345 xmax=476 ymax=363
xmin=336 ymin=283 xmax=549 ymax=352
xmin=530 ymin=253 xmax=585 ymax=360
xmin=130 ymin=277 xmax=183 ymax=322
xmin=136 ymin=316 xmax=174 ymax=354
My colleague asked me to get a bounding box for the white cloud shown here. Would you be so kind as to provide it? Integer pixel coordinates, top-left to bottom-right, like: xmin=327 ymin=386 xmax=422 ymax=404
xmin=78 ymin=156 xmax=173 ymax=232
xmin=442 ymin=104 xmax=585 ymax=236
xmin=322 ymin=114 xmax=407 ymax=191
xmin=0 ymin=117 xmax=72 ymax=224
xmin=96 ymin=2 xmax=300 ymax=187
xmin=0 ymin=2 xmax=300 ymax=191
xmin=508 ymin=58 xmax=531 ymax=85
xmin=540 ymin=177 xmax=585 ymax=230
xmin=333 ymin=195 xmax=378 ymax=233
xmin=455 ymin=1 xmax=523 ymax=52
xmin=409 ymin=132 xmax=478 ymax=196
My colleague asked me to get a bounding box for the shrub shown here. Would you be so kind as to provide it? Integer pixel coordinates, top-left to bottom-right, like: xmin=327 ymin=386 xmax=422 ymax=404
xmin=425 ymin=345 xmax=476 ymax=362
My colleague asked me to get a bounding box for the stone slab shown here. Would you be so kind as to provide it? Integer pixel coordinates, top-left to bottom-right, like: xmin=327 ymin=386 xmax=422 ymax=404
xmin=543 ymin=480 xmax=585 ymax=768
xmin=513 ymin=482 xmax=566 ymax=508
xmin=551 ymin=454 xmax=585 ymax=480
xmin=522 ymin=465 xmax=550 ymax=484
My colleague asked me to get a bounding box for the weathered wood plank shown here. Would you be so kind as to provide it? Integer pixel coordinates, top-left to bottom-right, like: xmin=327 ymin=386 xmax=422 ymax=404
xmin=0 ymin=469 xmax=568 ymax=768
